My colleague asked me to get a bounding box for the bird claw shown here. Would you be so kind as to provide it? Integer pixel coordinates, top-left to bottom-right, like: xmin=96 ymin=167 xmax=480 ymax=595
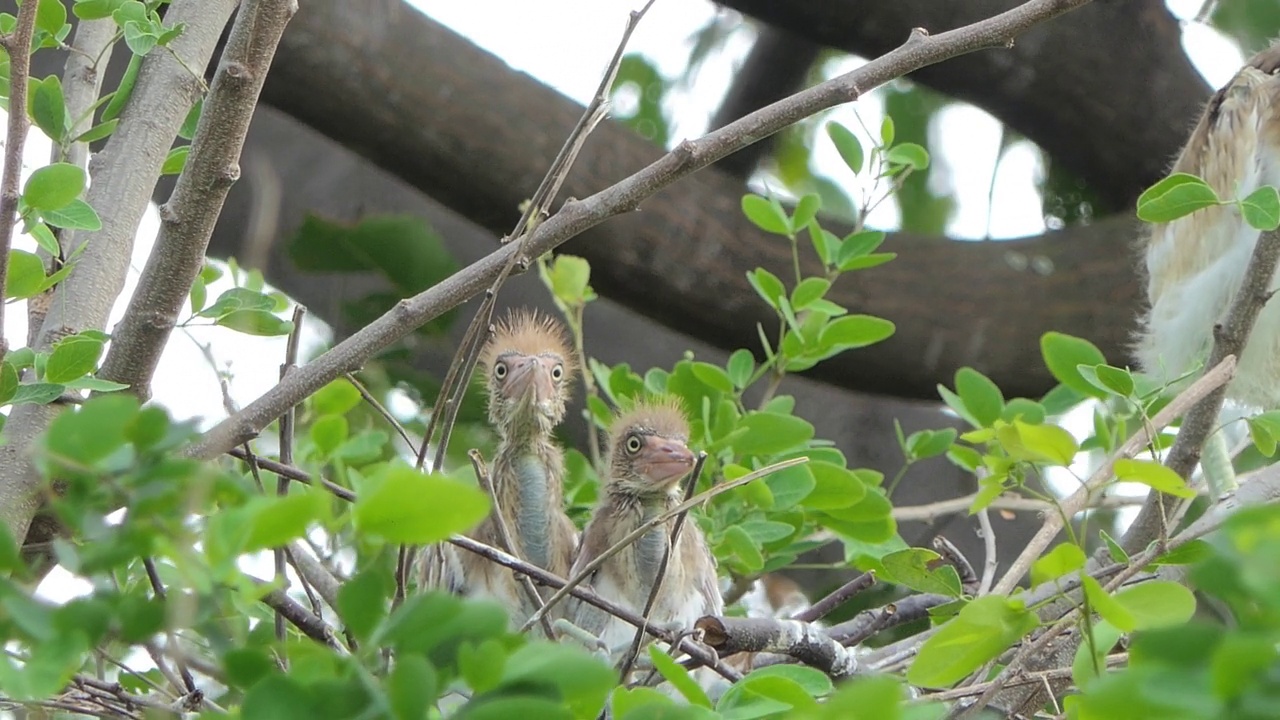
xmin=552 ymin=618 xmax=610 ymax=659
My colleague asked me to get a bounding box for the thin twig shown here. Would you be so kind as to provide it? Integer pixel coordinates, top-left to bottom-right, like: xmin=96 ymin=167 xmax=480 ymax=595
xmin=345 ymin=372 xmax=416 ymax=452
xmin=0 ymin=0 xmax=40 ymax=365
xmin=975 ymin=509 xmax=997 ymax=596
xmin=274 ymin=307 xmax=305 ymax=650
xmin=992 ymin=356 xmax=1234 ymax=595
xmin=141 ymin=559 xmax=197 ymax=696
xmin=520 ymin=457 xmax=808 ymax=633
xmin=188 ymin=0 xmax=1096 ymax=466
xmin=468 ymin=448 xmax=557 ymax=638
xmin=616 ymin=452 xmax=708 ymax=680
xmin=792 ymin=571 xmax=876 ymax=624
xmin=891 ymin=491 xmax=1142 ymax=521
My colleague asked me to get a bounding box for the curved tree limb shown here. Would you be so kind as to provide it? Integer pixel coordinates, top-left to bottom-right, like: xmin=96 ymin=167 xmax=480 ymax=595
xmin=187 ymin=0 xmax=1096 ymax=462
xmin=0 ymin=0 xmax=240 ymax=543
xmin=715 ymin=0 xmax=1209 ymax=211
xmin=251 ymin=0 xmax=1133 ymax=407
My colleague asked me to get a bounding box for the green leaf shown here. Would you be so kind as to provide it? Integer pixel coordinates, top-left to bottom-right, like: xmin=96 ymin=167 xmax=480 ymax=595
xmin=723 ymin=524 xmax=765 ymax=571
xmin=243 ymin=490 xmax=331 ymax=553
xmin=216 ymin=309 xmax=294 ymax=336
xmin=542 ymin=254 xmax=594 ymax=307
xmin=649 ymin=646 xmax=712 ymax=708
xmin=6 ymin=249 xmax=45 ymax=299
xmin=30 ymin=74 xmax=66 ymax=142
xmin=954 ymin=367 xmax=1004 ymax=427
xmin=72 ymin=118 xmax=118 ymax=143
xmin=34 ymin=0 xmax=66 ymax=37
xmin=354 ymin=465 xmax=490 ymax=544
xmin=42 ymin=198 xmax=102 ymax=230
xmin=885 ymin=142 xmax=929 ymax=170
xmin=1113 ymin=580 xmax=1196 ymax=629
xmin=1136 ymin=172 xmax=1220 ymax=223
xmin=310 ymin=414 xmax=348 ymax=457
xmin=791 ymin=277 xmax=831 ymax=311
xmin=746 ymin=268 xmax=786 ymax=310
xmin=0 ymin=361 xmax=17 ymax=405
xmin=28 ymin=221 xmax=60 ymax=256
xmin=178 ymin=99 xmax=202 ymax=140
xmin=336 ymin=567 xmax=392 ymax=642
xmin=690 ymin=361 xmax=734 ymax=393
xmin=45 ymin=335 xmax=104 ymax=383
xmin=23 ymin=162 xmax=85 ymax=212
xmin=12 ymin=382 xmax=65 ymax=405
xmin=313 ymin=379 xmax=362 ymax=416
xmin=880 ymin=116 xmax=895 ymax=146
xmin=731 ymin=412 xmax=814 ymax=456
xmin=836 ymin=229 xmax=886 ymax=265
xmin=879 ymin=548 xmax=964 ymax=597
xmin=1241 ymin=185 xmax=1280 ymax=230
xmin=1082 ymin=575 xmax=1135 ymax=632
xmin=1040 ymin=332 xmax=1108 ymax=398
xmin=388 ymin=654 xmax=437 ymax=720
xmin=1031 ymin=543 xmax=1086 ymax=585
xmin=997 ymin=420 xmax=1078 ymax=466
xmin=242 ymin=675 xmax=320 ymax=720
xmin=1077 ymin=363 xmax=1135 ymax=398
xmin=73 ymin=0 xmax=127 ymax=21
xmin=908 ymin=596 xmax=1039 ymax=688
xmin=763 ymin=463 xmax=816 ymax=511
xmin=1249 ymin=410 xmax=1280 ymax=456
xmin=726 ymin=349 xmax=754 ymax=389
xmin=904 ymin=428 xmax=957 ymax=461
xmin=1114 ymin=458 xmax=1195 ymax=499
xmin=122 ymin=20 xmax=157 ymax=55
xmin=826 ymin=122 xmax=864 ymax=175
xmin=803 ymin=461 xmax=867 ymax=510
xmin=101 ymin=53 xmax=141 ymax=122
xmin=741 ymin=194 xmax=791 ymax=235
xmin=791 ymin=193 xmax=821 ymax=233
xmin=160 ymin=144 xmax=188 ymax=175
xmin=458 ymin=638 xmax=506 ymax=694
xmin=500 ymin=642 xmax=615 ymax=719
xmin=42 ymin=394 xmax=138 ymax=467
xmin=837 ymin=252 xmax=896 ymax=272
xmin=820 ymin=314 xmax=894 ymax=350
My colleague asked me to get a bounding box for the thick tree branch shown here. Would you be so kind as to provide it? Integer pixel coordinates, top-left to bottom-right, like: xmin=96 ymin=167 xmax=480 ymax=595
xmin=253 ymin=0 xmax=1140 ymax=403
xmin=0 ymin=0 xmax=39 ymax=362
xmin=715 ymin=0 xmax=1208 ymax=210
xmin=709 ymin=25 xmax=824 ymax=178
xmin=188 ymin=0 xmax=1095 ymax=460
xmin=0 ymin=0 xmax=240 ymax=542
xmin=100 ymin=0 xmax=298 ymax=399
xmin=696 ymin=616 xmax=860 ymax=678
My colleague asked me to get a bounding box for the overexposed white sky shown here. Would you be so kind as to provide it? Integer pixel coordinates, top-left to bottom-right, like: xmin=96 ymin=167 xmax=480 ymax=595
xmin=23 ymin=1 xmax=1246 ymax=601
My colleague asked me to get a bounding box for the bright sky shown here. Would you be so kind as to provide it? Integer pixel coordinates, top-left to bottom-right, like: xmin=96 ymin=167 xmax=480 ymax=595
xmin=22 ymin=1 xmax=1246 ymax=601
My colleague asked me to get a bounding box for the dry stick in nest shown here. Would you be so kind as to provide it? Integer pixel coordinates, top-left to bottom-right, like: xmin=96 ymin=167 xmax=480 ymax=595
xmin=615 ymin=452 xmax=709 ymax=681
xmin=397 ymin=1 xmax=659 ymax=605
xmin=519 ymin=457 xmax=809 ymax=633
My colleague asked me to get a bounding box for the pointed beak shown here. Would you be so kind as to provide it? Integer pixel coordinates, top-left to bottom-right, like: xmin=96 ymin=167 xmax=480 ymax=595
xmin=501 ymin=356 xmax=556 ymax=409
xmin=637 ymin=437 xmax=695 ymax=487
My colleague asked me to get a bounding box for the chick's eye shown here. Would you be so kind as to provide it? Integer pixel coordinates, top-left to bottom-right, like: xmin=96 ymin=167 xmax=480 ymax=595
xmin=493 ymin=362 xmax=507 ymax=380
xmin=625 ymin=435 xmax=643 ymax=454
xmin=551 ymin=364 xmax=564 ymax=381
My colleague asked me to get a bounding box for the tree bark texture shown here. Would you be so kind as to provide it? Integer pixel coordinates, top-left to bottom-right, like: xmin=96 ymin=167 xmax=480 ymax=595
xmin=716 ymin=0 xmax=1209 ymax=211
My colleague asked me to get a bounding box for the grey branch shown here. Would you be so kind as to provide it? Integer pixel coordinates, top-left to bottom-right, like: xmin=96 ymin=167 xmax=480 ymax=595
xmin=0 ymin=0 xmax=240 ymax=543
xmin=100 ymin=0 xmax=299 ymax=400
xmin=186 ymin=0 xmax=1096 ymax=462
xmin=696 ymin=615 xmax=860 ymax=678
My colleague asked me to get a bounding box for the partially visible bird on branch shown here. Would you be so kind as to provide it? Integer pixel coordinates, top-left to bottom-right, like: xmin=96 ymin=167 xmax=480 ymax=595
xmin=420 ymin=310 xmax=579 ymax=629
xmin=1136 ymin=45 xmax=1280 ymax=494
xmin=566 ymin=398 xmax=722 ymax=657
